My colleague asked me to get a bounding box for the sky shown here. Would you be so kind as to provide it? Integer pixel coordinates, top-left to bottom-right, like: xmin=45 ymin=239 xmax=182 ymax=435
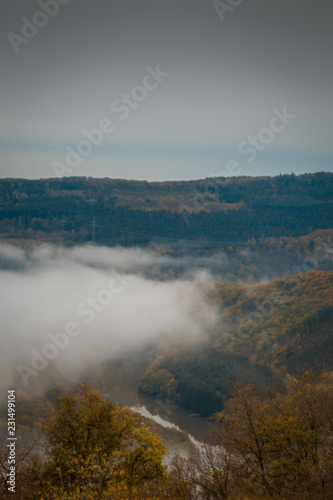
xmin=0 ymin=0 xmax=332 ymax=181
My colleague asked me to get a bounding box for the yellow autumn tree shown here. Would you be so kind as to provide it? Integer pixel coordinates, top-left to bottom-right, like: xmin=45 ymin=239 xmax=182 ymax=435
xmin=25 ymin=384 xmax=167 ymax=499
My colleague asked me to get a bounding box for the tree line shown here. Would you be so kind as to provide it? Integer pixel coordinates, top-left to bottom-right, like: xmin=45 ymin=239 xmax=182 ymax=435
xmin=0 ymin=172 xmax=332 ymax=244
xmin=1 ymin=374 xmax=333 ymax=499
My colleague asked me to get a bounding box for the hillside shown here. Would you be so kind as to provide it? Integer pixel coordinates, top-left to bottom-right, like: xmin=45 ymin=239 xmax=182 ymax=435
xmin=139 ymin=271 xmax=333 ymax=416
xmin=0 ymin=172 xmax=332 ymax=245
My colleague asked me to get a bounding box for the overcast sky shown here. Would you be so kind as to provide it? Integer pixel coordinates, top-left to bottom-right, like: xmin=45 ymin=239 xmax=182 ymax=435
xmin=1 ymin=0 xmax=332 ymax=181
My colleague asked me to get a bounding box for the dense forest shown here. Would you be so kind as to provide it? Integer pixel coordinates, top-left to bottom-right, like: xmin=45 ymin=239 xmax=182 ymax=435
xmin=140 ymin=271 xmax=333 ymax=415
xmin=0 ymin=172 xmax=332 ymax=245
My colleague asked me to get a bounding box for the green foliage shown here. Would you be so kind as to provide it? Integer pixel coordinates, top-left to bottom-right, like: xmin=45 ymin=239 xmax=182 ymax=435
xmin=140 ymin=343 xmax=278 ymax=416
xmin=0 ymin=172 xmax=332 ymax=244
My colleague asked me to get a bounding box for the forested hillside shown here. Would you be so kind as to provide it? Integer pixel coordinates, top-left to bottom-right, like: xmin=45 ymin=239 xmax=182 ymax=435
xmin=140 ymin=271 xmax=333 ymax=415
xmin=0 ymin=172 xmax=332 ymax=245
xmin=1 ymin=173 xmax=333 ymax=498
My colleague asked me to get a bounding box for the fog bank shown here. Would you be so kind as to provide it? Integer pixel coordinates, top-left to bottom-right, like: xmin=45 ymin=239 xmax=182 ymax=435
xmin=0 ymin=244 xmax=218 ymax=391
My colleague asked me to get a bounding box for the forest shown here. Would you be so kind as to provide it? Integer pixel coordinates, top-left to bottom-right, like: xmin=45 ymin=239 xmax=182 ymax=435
xmin=1 ymin=375 xmax=333 ymax=499
xmin=0 ymin=173 xmax=332 ymax=499
xmin=139 ymin=270 xmax=333 ymax=415
xmin=0 ymin=172 xmax=332 ymax=245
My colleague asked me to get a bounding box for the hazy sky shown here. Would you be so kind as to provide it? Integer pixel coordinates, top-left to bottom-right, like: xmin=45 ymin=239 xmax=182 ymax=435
xmin=1 ymin=0 xmax=332 ymax=181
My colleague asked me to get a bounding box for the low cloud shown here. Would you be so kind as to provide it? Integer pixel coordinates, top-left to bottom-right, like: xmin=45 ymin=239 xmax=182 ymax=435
xmin=0 ymin=244 xmax=218 ymax=391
